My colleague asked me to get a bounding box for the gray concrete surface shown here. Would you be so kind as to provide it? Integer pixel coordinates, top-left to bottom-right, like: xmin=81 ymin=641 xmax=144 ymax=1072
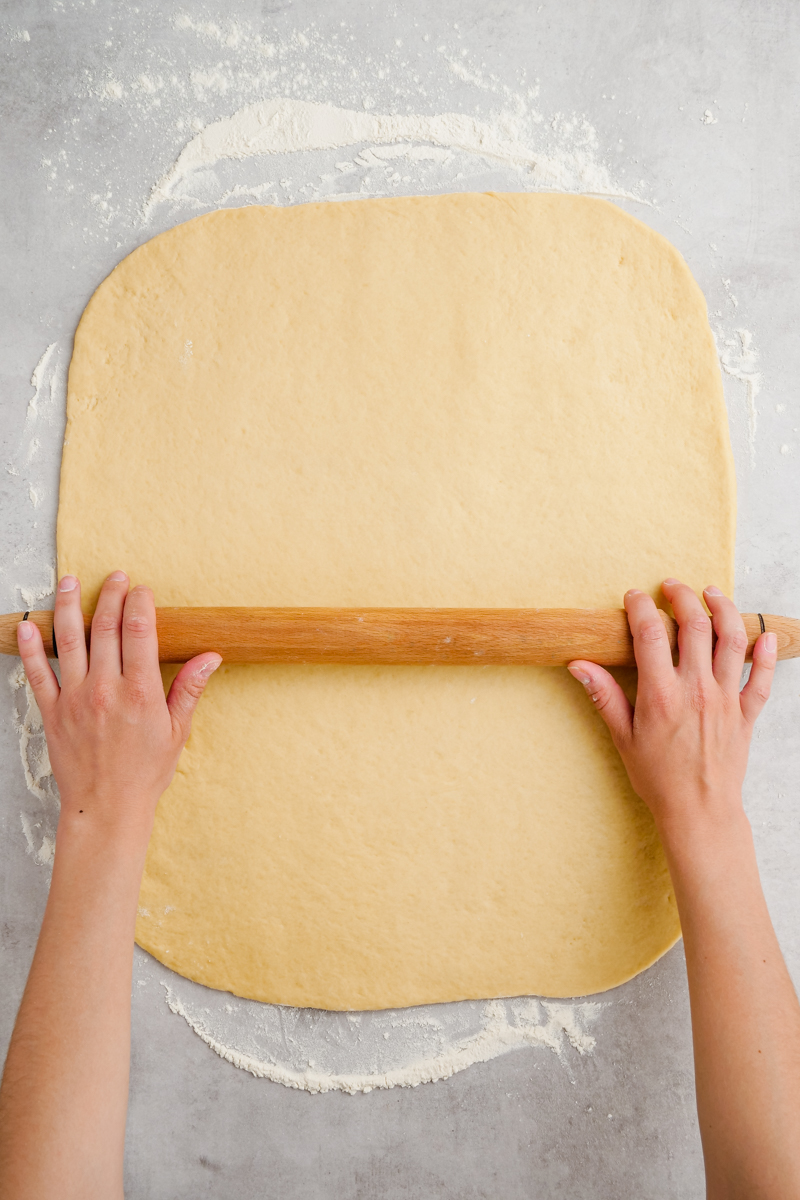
xmin=2 ymin=1 xmax=799 ymax=1196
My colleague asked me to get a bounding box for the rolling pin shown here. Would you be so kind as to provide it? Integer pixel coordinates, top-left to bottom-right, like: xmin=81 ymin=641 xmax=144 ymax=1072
xmin=1 ymin=607 xmax=799 ymax=667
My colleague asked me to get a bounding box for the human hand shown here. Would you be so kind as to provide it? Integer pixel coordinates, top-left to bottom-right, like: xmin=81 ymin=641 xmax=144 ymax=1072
xmin=16 ymin=572 xmax=221 ymax=848
xmin=567 ymin=580 xmax=777 ymax=843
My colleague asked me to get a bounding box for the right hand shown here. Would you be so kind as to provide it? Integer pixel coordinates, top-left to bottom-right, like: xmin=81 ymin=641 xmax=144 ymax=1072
xmin=567 ymin=580 xmax=777 ymax=839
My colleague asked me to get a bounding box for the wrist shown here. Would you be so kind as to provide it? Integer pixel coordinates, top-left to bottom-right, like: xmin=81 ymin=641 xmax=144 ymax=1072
xmin=656 ymin=800 xmax=754 ymax=878
xmin=56 ymin=799 xmax=155 ymax=867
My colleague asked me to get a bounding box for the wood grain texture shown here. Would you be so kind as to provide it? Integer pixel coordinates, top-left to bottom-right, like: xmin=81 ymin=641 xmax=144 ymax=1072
xmin=1 ymin=608 xmax=798 ymax=666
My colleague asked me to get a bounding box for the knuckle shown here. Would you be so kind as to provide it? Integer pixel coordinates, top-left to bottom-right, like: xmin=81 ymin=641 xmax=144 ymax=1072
xmin=181 ymin=677 xmax=205 ymax=703
xmin=54 ymin=629 xmax=84 ymax=656
xmin=25 ymin=665 xmax=50 ymax=691
xmin=645 ymin=685 xmax=675 ymax=717
xmin=725 ymin=628 xmax=749 ymax=654
xmin=124 ymin=613 xmax=151 ymax=638
xmin=686 ymin=615 xmax=712 ymax=635
xmin=92 ymin=613 xmax=120 ymax=638
xmin=637 ymin=620 xmax=666 ymax=645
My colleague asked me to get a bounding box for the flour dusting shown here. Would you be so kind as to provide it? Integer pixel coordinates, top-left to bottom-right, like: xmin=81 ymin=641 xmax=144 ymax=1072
xmin=145 ymin=96 xmax=641 ymax=219
xmin=714 ymin=324 xmax=762 ymax=468
xmin=3 ymin=336 xmax=61 ymax=613
xmin=160 ymin=980 xmax=602 ymax=1094
xmin=28 ymin=343 xmax=58 ymax=422
xmin=9 ymin=663 xmax=58 ymax=866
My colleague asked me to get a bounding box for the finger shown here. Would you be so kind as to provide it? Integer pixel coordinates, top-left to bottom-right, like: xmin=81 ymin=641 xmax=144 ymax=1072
xmin=166 ymin=654 xmax=222 ymax=745
xmin=121 ymin=586 xmax=160 ymax=686
xmin=740 ymin=632 xmax=777 ymax=725
xmin=52 ymin=574 xmax=88 ymax=689
xmin=17 ymin=619 xmax=60 ymax=716
xmin=568 ymin=661 xmax=634 ymax=749
xmin=661 ymin=579 xmax=713 ymax=678
xmin=87 ymin=571 xmax=129 ymax=679
xmin=704 ymin=585 xmax=748 ymax=694
xmin=624 ymin=589 xmax=675 ymax=693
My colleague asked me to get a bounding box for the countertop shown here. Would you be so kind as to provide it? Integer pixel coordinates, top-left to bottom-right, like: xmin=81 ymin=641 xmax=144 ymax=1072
xmin=1 ymin=2 xmax=799 ymax=1196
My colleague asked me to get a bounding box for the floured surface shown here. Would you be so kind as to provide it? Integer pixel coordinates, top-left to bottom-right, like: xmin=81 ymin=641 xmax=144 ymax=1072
xmin=144 ymin=96 xmax=641 ymax=218
xmin=58 ymin=192 xmax=734 ymax=1009
xmin=160 ymin=984 xmax=603 ymax=1094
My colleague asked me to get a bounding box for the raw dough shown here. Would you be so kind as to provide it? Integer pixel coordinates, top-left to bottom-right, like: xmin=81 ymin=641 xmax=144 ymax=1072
xmin=58 ymin=193 xmax=734 ymax=1009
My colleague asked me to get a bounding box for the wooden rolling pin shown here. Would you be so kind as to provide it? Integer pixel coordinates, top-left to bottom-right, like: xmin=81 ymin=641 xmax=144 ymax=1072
xmin=0 ymin=608 xmax=798 ymax=667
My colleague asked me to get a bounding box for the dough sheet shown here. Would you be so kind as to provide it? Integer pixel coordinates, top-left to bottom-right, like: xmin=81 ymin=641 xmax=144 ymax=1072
xmin=58 ymin=193 xmax=734 ymax=1008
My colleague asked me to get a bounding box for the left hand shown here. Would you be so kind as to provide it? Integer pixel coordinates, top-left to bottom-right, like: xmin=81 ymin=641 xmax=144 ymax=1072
xmin=16 ymin=571 xmax=222 ymax=847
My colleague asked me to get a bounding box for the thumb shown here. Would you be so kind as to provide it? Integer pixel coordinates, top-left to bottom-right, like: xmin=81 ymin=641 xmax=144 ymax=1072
xmin=166 ymin=654 xmax=222 ymax=744
xmin=567 ymin=661 xmax=634 ymax=750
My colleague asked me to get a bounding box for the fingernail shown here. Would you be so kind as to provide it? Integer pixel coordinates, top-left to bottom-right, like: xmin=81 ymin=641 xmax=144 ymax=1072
xmin=663 ymin=578 xmax=680 ymax=586
xmin=198 ymin=657 xmax=222 ymax=677
xmin=704 ymin=585 xmax=723 ymax=596
xmin=107 ymin=571 xmax=127 ymax=582
xmin=59 ymin=575 xmax=78 ymax=592
xmin=17 ymin=621 xmax=34 ymax=641
xmin=568 ymin=665 xmax=592 ymax=686
xmin=625 ymin=589 xmax=642 ymax=597
xmin=764 ymin=633 xmax=777 ymax=653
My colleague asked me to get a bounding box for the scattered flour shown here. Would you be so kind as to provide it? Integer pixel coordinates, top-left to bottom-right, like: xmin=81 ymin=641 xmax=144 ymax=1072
xmin=3 ymin=338 xmax=61 ymax=612
xmin=715 ymin=325 xmax=762 ymax=469
xmin=9 ymin=662 xmax=58 ymax=867
xmin=9 ymin=662 xmax=54 ymax=805
xmin=144 ymin=96 xmax=641 ymax=219
xmin=27 ymin=342 xmax=58 ymax=422
xmin=18 ymin=567 xmax=57 ymax=610
xmin=161 ymin=982 xmax=603 ymax=1094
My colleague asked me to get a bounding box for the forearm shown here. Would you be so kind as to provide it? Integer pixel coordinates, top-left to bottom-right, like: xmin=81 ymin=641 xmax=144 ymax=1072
xmin=662 ymin=804 xmax=800 ymax=1199
xmin=0 ymin=818 xmax=149 ymax=1200
xmin=0 ymin=575 xmax=218 ymax=1197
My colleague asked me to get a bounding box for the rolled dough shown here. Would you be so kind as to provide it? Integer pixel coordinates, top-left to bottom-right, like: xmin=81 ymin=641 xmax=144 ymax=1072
xmin=58 ymin=193 xmax=735 ymax=1009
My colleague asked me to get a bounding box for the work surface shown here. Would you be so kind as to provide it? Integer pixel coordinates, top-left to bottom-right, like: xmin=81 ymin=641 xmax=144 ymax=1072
xmin=1 ymin=2 xmax=799 ymax=1197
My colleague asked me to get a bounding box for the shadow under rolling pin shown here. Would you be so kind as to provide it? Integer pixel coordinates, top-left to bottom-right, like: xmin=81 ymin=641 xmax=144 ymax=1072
xmin=1 ymin=608 xmax=799 ymax=667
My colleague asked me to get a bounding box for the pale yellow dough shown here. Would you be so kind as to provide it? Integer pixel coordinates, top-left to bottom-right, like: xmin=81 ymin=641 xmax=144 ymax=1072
xmin=58 ymin=193 xmax=735 ymax=1009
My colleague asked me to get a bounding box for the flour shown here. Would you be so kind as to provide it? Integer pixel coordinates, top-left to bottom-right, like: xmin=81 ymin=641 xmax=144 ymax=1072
xmin=28 ymin=343 xmax=58 ymax=422
xmin=29 ymin=10 xmax=651 ymax=232
xmin=3 ymin=342 xmax=60 ymax=613
xmin=18 ymin=567 xmax=56 ymax=610
xmin=714 ymin=325 xmax=762 ymax=469
xmin=144 ymin=97 xmax=641 ymax=219
xmin=158 ymin=980 xmax=602 ymax=1094
xmin=20 ymin=812 xmax=55 ymax=867
xmin=9 ymin=663 xmax=58 ymax=867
